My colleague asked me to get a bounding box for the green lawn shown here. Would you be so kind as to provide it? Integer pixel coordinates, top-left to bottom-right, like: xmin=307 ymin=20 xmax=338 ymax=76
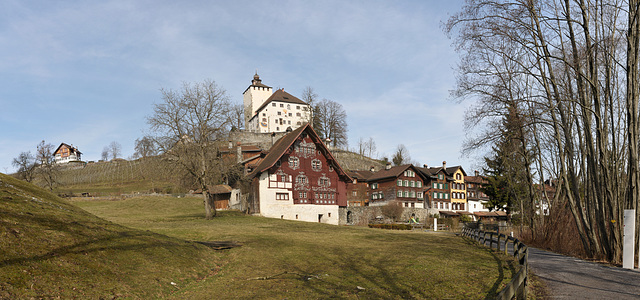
xmin=72 ymin=196 xmax=517 ymax=299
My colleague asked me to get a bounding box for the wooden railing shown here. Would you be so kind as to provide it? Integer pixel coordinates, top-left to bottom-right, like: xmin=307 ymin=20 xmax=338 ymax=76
xmin=462 ymin=227 xmax=528 ymax=300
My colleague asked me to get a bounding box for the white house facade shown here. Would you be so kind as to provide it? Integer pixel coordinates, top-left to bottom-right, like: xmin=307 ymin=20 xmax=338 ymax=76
xmin=243 ymin=73 xmax=311 ymax=133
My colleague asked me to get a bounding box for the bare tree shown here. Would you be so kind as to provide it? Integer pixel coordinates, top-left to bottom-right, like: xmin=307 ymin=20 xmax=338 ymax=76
xmin=314 ymin=99 xmax=348 ymax=148
xmin=301 ymin=86 xmax=318 ymax=126
xmin=133 ymin=136 xmax=157 ymax=159
xmin=147 ymin=79 xmax=234 ymax=219
xmin=392 ymin=144 xmax=410 ymax=166
xmin=36 ymin=140 xmax=58 ymax=190
xmin=358 ymin=137 xmax=377 ymax=158
xmin=446 ymin=0 xmax=636 ymax=263
xmin=12 ymin=151 xmax=36 ymax=182
xmin=109 ymin=141 xmax=122 ymax=160
xmin=101 ymin=147 xmax=110 ymax=161
xmin=230 ymin=104 xmax=245 ymax=131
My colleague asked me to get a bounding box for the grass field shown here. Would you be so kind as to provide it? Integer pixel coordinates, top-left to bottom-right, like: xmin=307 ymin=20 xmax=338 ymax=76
xmin=71 ymin=195 xmax=518 ymax=299
xmin=0 ymin=173 xmax=221 ymax=299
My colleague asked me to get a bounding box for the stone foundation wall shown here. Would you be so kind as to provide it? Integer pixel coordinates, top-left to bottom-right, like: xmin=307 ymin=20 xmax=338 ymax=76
xmin=339 ymin=206 xmax=438 ymax=225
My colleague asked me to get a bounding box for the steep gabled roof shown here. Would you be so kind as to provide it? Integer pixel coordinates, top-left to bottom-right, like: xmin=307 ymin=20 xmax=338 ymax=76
xmin=253 ymin=89 xmax=309 ymax=114
xmin=446 ymin=166 xmax=467 ymax=177
xmin=247 ymin=123 xmax=351 ymax=182
xmin=367 ymin=164 xmax=426 ymax=182
xmin=346 ymin=170 xmax=374 ymax=181
xmin=53 ymin=143 xmax=82 ymax=155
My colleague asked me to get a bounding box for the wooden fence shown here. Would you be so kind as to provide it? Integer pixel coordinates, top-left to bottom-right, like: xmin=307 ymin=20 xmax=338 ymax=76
xmin=461 ymin=227 xmax=528 ymax=300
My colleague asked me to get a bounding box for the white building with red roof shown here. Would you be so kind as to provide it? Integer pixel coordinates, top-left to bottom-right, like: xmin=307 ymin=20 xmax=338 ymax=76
xmin=243 ymin=73 xmax=312 ymax=133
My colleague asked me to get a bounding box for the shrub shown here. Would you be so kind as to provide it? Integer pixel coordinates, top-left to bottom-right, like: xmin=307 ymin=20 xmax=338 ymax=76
xmin=368 ymin=223 xmax=412 ymax=230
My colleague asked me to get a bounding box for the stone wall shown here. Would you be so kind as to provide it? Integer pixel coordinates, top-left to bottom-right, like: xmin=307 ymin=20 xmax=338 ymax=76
xmin=339 ymin=206 xmax=438 ymax=225
xmin=229 ymin=130 xmax=288 ymax=149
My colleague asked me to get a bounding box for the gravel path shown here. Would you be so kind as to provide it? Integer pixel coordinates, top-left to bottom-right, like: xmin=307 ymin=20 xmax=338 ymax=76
xmin=528 ymin=248 xmax=640 ymax=299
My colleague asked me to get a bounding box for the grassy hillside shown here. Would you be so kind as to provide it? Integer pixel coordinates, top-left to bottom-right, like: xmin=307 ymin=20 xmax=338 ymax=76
xmin=73 ymin=195 xmax=518 ymax=299
xmin=0 ymin=173 xmax=221 ymax=299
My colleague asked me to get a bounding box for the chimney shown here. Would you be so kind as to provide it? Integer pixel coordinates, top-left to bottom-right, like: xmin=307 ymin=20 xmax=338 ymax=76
xmin=423 ymin=164 xmax=428 ymax=168
xmin=442 ymin=161 xmax=447 ymax=169
xmin=475 ymin=170 xmax=479 ymax=177
xmin=370 ymin=166 xmax=375 ymax=172
xmin=385 ymin=163 xmax=391 ymax=170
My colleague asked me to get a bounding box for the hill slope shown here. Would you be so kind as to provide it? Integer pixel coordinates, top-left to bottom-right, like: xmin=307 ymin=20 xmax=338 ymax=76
xmin=0 ymin=173 xmax=221 ymax=298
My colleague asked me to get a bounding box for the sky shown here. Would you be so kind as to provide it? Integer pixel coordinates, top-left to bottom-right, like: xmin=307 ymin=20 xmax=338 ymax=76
xmin=0 ymin=0 xmax=484 ymax=174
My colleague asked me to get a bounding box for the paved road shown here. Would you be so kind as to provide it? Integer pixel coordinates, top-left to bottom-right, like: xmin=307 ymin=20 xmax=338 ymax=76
xmin=528 ymin=248 xmax=640 ymax=299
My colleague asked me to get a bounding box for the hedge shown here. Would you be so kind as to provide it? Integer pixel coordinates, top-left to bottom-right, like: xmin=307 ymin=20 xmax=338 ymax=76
xmin=368 ymin=223 xmax=413 ymax=230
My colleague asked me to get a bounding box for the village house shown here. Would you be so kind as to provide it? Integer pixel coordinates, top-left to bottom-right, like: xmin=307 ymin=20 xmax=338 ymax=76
xmin=53 ymin=143 xmax=82 ymax=164
xmin=247 ymin=123 xmax=351 ymax=225
xmin=243 ymin=73 xmax=311 ymax=133
xmin=465 ymin=170 xmax=491 ymax=214
xmin=345 ymin=169 xmax=374 ymax=206
xmin=366 ymin=164 xmax=427 ymax=208
xmin=418 ymin=163 xmax=451 ymax=210
xmin=446 ymin=164 xmax=467 ymax=211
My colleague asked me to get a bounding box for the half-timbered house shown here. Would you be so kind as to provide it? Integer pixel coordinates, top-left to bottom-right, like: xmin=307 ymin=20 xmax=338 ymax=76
xmin=247 ymin=123 xmax=351 ymax=225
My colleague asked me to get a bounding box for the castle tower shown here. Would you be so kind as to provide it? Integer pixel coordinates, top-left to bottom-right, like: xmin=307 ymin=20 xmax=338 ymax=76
xmin=243 ymin=72 xmax=273 ymax=124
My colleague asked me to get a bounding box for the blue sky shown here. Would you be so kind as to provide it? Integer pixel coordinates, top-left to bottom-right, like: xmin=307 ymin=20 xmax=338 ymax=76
xmin=0 ymin=1 xmax=483 ymax=174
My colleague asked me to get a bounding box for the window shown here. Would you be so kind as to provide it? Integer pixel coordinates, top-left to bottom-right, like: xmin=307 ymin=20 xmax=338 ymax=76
xmin=417 ymin=181 xmax=422 ymax=188
xmin=439 ymin=174 xmax=443 ymax=180
xmin=403 ymin=191 xmax=408 ymax=197
xmin=288 ymin=113 xmax=292 ymax=117
xmin=410 ymin=181 xmax=415 ymax=187
xmin=352 ymin=191 xmax=357 ymax=196
xmin=417 ymin=192 xmax=423 ymax=198
xmin=433 ymin=183 xmax=437 ymax=189
xmin=280 ymin=104 xmax=284 ymax=107
xmin=296 ymin=175 xmax=308 ymax=184
xmin=296 ymin=112 xmax=301 ymax=117
xmin=280 ymin=175 xmax=287 ymax=182
xmin=404 ymin=180 xmax=409 ymax=186
xmin=277 ymin=111 xmax=282 ymax=115
xmin=397 ymin=190 xmax=402 ymax=197
xmin=439 ymin=183 xmax=443 ymax=189
xmin=433 ymin=192 xmax=438 ymax=199
xmin=287 ymin=104 xmax=290 ymax=109
xmin=296 ymin=106 xmax=300 ymax=109
xmin=397 ymin=179 xmax=402 ymax=186
xmin=456 ymin=173 xmax=461 ymax=180
xmin=445 ymin=193 xmax=449 ymax=199
xmin=262 ymin=113 xmax=266 ymax=116
xmin=410 ymin=191 xmax=415 ymax=198
xmin=276 ymin=193 xmax=289 ymax=200
xmin=371 ymin=183 xmax=378 ymax=189
xmin=272 ymin=103 xmax=276 ymax=106
xmin=311 ymin=159 xmax=322 ymax=171
xmin=288 ymin=156 xmax=299 ymax=168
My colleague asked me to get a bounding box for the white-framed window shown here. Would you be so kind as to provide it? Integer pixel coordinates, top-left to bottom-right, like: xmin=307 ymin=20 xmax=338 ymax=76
xmin=404 ymin=180 xmax=409 ymax=186
xmin=397 ymin=190 xmax=402 ymax=197
xmin=403 ymin=191 xmax=408 ymax=197
xmin=433 ymin=183 xmax=437 ymax=189
xmin=410 ymin=191 xmax=415 ymax=198
xmin=311 ymin=159 xmax=322 ymax=171
xmin=288 ymin=156 xmax=299 ymax=169
xmin=417 ymin=192 xmax=423 ymax=198
xmin=371 ymin=183 xmax=378 ymax=190
xmin=397 ymin=179 xmax=402 ymax=186
xmin=410 ymin=181 xmax=415 ymax=187
xmin=276 ymin=193 xmax=289 ymax=200
xmin=445 ymin=193 xmax=449 ymax=199
xmin=439 ymin=174 xmax=444 ymax=180
xmin=417 ymin=181 xmax=422 ymax=188
xmin=296 ymin=175 xmax=308 ymax=184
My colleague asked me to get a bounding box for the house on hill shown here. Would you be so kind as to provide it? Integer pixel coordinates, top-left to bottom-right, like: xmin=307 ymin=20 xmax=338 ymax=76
xmin=53 ymin=143 xmax=82 ymax=164
xmin=366 ymin=164 xmax=427 ymax=208
xmin=243 ymin=73 xmax=312 ymax=133
xmin=247 ymin=123 xmax=352 ymax=225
